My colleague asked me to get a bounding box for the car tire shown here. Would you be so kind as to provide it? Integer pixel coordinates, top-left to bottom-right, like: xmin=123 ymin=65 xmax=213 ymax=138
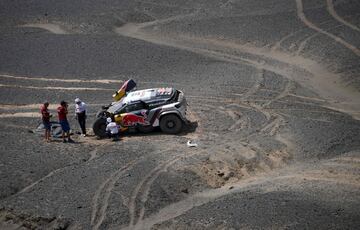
xmin=93 ymin=117 xmax=107 ymax=138
xmin=138 ymin=125 xmax=154 ymax=133
xmin=160 ymin=114 xmax=182 ymax=134
xmin=96 ymin=109 xmax=107 ymax=118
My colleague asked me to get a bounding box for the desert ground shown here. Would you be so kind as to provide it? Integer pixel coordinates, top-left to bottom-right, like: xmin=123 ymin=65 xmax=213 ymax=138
xmin=0 ymin=0 xmax=359 ymax=229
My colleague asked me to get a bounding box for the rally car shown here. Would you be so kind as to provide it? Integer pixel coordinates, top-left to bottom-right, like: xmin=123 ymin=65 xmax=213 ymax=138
xmin=93 ymin=79 xmax=188 ymax=138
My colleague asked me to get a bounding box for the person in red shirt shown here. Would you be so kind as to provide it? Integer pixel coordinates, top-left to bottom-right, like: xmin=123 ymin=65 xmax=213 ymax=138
xmin=40 ymin=102 xmax=52 ymax=142
xmin=57 ymin=101 xmax=73 ymax=143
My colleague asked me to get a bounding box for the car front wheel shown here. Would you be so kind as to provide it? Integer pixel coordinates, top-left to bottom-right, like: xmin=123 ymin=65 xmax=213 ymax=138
xmin=93 ymin=117 xmax=107 ymax=138
xmin=160 ymin=114 xmax=182 ymax=134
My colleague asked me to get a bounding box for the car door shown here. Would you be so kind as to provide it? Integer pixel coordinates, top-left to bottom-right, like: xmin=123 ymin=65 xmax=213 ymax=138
xmin=121 ymin=102 xmax=150 ymax=126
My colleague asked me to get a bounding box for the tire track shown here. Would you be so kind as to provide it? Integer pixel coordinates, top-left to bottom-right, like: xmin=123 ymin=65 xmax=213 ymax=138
xmin=0 ymin=73 xmax=186 ymax=87
xmin=19 ymin=23 xmax=69 ymax=34
xmin=199 ymin=100 xmax=271 ymax=133
xmin=271 ymin=18 xmax=338 ymax=52
xmin=91 ymin=148 xmax=173 ymax=230
xmin=0 ymin=112 xmax=40 ymax=118
xmin=263 ymin=79 xmax=295 ymax=107
xmin=134 ymin=0 xmax=198 ymax=10
xmin=0 ymin=74 xmax=124 ymax=84
xmin=130 ymin=171 xmax=279 ymax=230
xmin=134 ymin=158 xmax=181 ymax=228
xmin=115 ymin=16 xmax=360 ymax=121
xmin=0 ymin=103 xmax=105 ymax=110
xmin=11 ymin=158 xmax=89 ymax=198
xmin=243 ymin=69 xmax=264 ymax=99
xmin=127 ymin=156 xmax=181 ymax=227
xmin=13 ymin=145 xmax=103 ymax=201
xmin=0 ymin=83 xmax=113 ymax=91
xmin=296 ymin=23 xmax=346 ymax=56
xmin=259 ymin=114 xmax=285 ymax=136
xmin=193 ymin=74 xmax=289 ymax=137
xmin=129 ymin=150 xmax=202 ymax=230
xmin=287 ymin=93 xmax=329 ymax=103
xmin=295 ymin=0 xmax=360 ymax=56
xmin=326 ymin=0 xmax=360 ymax=32
xmin=16 ymin=168 xmax=67 ymax=196
xmin=0 ymin=112 xmax=96 ymax=118
xmin=91 ymin=163 xmax=133 ymax=230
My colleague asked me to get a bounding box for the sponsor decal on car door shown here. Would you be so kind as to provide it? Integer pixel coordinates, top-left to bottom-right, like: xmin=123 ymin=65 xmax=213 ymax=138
xmin=121 ymin=113 xmax=150 ymax=126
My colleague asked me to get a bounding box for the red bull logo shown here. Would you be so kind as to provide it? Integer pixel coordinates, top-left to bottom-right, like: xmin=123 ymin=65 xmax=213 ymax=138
xmin=122 ymin=113 xmax=149 ymax=126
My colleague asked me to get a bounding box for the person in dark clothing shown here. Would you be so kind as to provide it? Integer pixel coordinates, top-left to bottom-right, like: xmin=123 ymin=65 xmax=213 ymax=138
xmin=74 ymin=98 xmax=87 ymax=136
xmin=40 ymin=102 xmax=52 ymax=142
xmin=57 ymin=101 xmax=73 ymax=143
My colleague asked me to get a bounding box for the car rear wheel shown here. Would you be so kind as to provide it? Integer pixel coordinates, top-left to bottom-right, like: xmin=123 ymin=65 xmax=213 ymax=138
xmin=160 ymin=114 xmax=182 ymax=134
xmin=93 ymin=117 xmax=107 ymax=138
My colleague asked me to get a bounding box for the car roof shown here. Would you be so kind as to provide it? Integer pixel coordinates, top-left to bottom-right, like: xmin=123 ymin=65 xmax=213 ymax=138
xmin=123 ymin=88 xmax=174 ymax=104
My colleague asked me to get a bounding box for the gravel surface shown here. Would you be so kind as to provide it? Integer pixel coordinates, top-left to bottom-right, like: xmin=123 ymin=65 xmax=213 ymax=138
xmin=0 ymin=0 xmax=359 ymax=229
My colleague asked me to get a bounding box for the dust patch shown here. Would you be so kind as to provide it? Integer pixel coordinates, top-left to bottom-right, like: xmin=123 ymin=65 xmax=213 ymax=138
xmin=19 ymin=23 xmax=69 ymax=34
xmin=190 ymin=146 xmax=290 ymax=188
xmin=0 ymin=83 xmax=113 ymax=91
xmin=0 ymin=103 xmax=105 ymax=110
xmin=0 ymin=74 xmax=124 ymax=84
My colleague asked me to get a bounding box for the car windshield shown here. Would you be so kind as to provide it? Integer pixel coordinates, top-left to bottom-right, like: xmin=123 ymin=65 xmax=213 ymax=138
xmin=107 ymin=100 xmax=126 ymax=114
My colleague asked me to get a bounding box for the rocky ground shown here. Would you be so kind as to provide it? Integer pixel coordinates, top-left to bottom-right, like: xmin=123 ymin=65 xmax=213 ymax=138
xmin=0 ymin=0 xmax=359 ymax=229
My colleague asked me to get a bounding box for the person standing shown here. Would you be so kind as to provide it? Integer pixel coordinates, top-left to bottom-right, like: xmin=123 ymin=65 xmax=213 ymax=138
xmin=75 ymin=98 xmax=87 ymax=136
xmin=40 ymin=102 xmax=52 ymax=142
xmin=57 ymin=101 xmax=73 ymax=143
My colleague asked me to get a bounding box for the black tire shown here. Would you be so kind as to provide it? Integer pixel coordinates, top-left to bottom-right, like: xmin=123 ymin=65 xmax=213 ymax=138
xmin=96 ymin=109 xmax=107 ymax=118
xmin=93 ymin=117 xmax=107 ymax=138
xmin=137 ymin=125 xmax=154 ymax=133
xmin=160 ymin=114 xmax=182 ymax=134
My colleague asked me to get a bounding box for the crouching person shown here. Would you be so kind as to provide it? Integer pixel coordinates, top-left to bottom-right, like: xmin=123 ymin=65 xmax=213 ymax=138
xmin=106 ymin=117 xmax=120 ymax=141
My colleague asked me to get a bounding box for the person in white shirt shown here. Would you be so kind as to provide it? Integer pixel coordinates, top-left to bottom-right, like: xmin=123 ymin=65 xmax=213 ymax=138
xmin=75 ymin=98 xmax=87 ymax=136
xmin=106 ymin=117 xmax=120 ymax=141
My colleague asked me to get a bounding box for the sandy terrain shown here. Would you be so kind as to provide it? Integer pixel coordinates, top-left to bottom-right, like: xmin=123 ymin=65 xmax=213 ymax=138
xmin=0 ymin=0 xmax=359 ymax=229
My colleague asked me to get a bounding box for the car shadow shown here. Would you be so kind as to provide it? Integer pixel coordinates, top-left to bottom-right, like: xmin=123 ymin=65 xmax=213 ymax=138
xmin=179 ymin=120 xmax=198 ymax=135
xmin=112 ymin=120 xmax=199 ymax=138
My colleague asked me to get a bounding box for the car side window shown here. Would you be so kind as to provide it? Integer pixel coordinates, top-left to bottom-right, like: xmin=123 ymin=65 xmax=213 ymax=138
xmin=124 ymin=102 xmax=145 ymax=113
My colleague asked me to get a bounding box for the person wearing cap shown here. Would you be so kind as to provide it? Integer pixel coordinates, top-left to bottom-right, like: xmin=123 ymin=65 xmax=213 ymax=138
xmin=74 ymin=98 xmax=87 ymax=136
xmin=105 ymin=117 xmax=120 ymax=141
xmin=57 ymin=100 xmax=73 ymax=143
xmin=40 ymin=102 xmax=52 ymax=142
